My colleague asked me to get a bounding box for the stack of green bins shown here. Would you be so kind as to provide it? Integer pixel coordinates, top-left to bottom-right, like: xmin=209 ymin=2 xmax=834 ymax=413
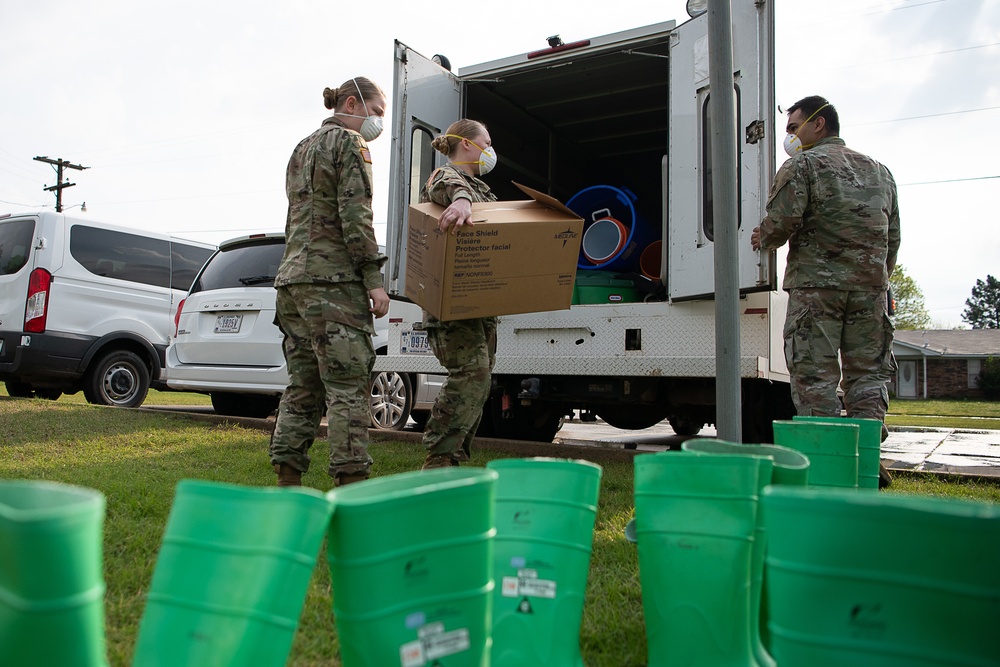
xmin=132 ymin=480 xmax=333 ymax=666
xmin=793 ymin=416 xmax=883 ymax=489
xmin=0 ymin=480 xmax=108 ymax=667
xmin=326 ymin=467 xmax=498 ymax=667
xmin=772 ymin=419 xmax=860 ymax=488
xmin=486 ymin=458 xmax=602 ymax=667
xmin=763 ymin=486 xmax=1000 ymax=666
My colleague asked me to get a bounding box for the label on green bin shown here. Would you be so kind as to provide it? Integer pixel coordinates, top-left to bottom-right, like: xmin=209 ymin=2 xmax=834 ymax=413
xmin=400 ymin=622 xmax=471 ymax=667
xmin=501 ymin=569 xmax=557 ymax=599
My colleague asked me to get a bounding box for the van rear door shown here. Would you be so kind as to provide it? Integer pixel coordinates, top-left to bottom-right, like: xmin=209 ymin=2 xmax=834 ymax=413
xmin=384 ymin=41 xmax=462 ymax=297
xmin=667 ymin=0 xmax=776 ymax=300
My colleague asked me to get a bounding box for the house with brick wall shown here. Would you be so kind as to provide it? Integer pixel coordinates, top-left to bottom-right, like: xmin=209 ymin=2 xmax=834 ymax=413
xmin=891 ymin=330 xmax=1000 ymax=399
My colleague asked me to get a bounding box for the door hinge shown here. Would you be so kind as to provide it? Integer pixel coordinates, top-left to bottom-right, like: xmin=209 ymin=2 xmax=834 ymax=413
xmin=745 ymin=119 xmax=766 ymax=145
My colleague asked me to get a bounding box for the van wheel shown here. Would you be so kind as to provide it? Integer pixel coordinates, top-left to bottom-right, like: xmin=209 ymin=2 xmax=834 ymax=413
xmin=369 ymin=371 xmax=413 ymax=430
xmin=83 ymin=350 xmax=150 ymax=408
xmin=5 ymin=381 xmax=34 ymax=398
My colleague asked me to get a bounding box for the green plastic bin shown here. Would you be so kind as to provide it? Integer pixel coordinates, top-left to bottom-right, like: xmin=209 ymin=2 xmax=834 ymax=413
xmin=772 ymin=420 xmax=859 ymax=488
xmin=132 ymin=479 xmax=333 ymax=666
xmin=327 ymin=467 xmax=498 ymax=667
xmin=793 ymin=415 xmax=882 ymax=489
xmin=763 ymin=486 xmax=1000 ymax=666
xmin=634 ymin=452 xmax=764 ymax=666
xmin=486 ymin=458 xmax=602 ymax=667
xmin=0 ymin=480 xmax=108 ymax=667
xmin=571 ymin=270 xmax=641 ymax=304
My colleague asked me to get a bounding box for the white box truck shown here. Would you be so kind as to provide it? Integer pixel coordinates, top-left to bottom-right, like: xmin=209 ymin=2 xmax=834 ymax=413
xmin=376 ymin=0 xmax=794 ymax=443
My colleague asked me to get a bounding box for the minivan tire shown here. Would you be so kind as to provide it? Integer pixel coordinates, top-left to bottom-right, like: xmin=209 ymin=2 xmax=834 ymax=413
xmin=369 ymin=371 xmax=412 ymax=431
xmin=83 ymin=349 xmax=151 ymax=408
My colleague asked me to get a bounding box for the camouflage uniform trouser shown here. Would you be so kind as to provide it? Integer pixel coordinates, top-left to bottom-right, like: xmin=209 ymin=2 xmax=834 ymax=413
xmin=423 ymin=316 xmax=498 ymax=459
xmin=269 ymin=283 xmax=375 ymax=477
xmin=784 ymin=288 xmax=896 ymax=423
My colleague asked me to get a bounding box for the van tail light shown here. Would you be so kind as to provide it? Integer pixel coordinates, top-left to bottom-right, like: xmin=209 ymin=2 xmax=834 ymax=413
xmin=24 ymin=268 xmax=52 ymax=333
xmin=174 ymin=298 xmax=187 ymax=337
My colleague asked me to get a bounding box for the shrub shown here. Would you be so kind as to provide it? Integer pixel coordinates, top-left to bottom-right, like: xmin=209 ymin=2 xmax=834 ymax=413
xmin=976 ymin=356 xmax=1000 ymax=400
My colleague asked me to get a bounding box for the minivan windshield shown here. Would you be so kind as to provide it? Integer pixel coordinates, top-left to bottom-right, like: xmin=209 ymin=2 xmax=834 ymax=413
xmin=191 ymin=240 xmax=285 ymax=293
xmin=0 ymin=218 xmax=35 ymax=276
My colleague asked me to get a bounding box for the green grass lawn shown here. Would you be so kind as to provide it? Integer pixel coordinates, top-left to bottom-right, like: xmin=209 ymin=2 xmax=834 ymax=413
xmin=2 ymin=397 xmax=997 ymax=666
xmin=887 ymin=398 xmax=1000 ymax=430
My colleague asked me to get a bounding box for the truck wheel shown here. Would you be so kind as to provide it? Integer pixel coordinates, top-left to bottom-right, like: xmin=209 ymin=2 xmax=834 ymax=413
xmin=83 ymin=350 xmax=151 ymax=408
xmin=369 ymin=371 xmax=413 ymax=430
xmin=668 ymin=415 xmax=703 ymax=437
xmin=211 ymin=392 xmax=279 ymax=418
xmin=481 ymin=394 xmax=563 ymax=443
xmin=5 ymin=381 xmax=34 ymax=398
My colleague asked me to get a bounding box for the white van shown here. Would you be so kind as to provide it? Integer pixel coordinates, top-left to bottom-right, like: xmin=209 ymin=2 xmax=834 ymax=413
xmin=0 ymin=211 xmax=215 ymax=406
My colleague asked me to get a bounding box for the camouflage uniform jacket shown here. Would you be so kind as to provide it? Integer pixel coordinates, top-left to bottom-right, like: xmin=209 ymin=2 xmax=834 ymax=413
xmin=276 ymin=116 xmax=386 ymax=292
xmin=419 ymin=164 xmax=497 ymax=207
xmin=759 ymin=136 xmax=900 ymax=290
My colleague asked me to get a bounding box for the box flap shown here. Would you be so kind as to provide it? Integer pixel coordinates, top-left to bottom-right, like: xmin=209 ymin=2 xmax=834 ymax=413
xmin=512 ymin=182 xmax=582 ymax=219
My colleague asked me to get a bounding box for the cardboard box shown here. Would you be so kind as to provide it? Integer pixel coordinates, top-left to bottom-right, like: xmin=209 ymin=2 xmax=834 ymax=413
xmin=405 ymin=183 xmax=583 ymax=321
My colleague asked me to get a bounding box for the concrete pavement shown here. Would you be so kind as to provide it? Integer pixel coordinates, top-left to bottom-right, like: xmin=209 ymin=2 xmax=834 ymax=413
xmin=552 ymin=418 xmax=1000 ymax=478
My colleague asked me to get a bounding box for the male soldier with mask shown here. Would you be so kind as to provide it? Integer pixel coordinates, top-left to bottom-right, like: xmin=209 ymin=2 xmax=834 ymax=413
xmin=751 ymin=95 xmax=900 ymax=487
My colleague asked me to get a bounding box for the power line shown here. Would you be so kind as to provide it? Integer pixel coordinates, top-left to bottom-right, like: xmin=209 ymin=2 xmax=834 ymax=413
xmin=899 ymin=175 xmax=1000 ymax=187
xmin=852 ymin=105 xmax=1000 ymax=126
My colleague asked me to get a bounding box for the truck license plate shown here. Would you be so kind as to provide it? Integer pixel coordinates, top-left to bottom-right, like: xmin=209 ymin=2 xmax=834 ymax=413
xmin=214 ymin=314 xmax=243 ymax=333
xmin=401 ymin=330 xmax=432 ymax=354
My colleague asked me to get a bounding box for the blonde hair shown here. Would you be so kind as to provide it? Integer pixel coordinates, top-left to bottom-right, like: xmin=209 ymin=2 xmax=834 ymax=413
xmin=322 ymin=77 xmax=385 ymax=111
xmin=430 ymin=119 xmax=488 ymax=156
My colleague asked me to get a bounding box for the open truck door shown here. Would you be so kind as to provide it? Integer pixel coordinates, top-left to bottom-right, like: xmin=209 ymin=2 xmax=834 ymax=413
xmin=667 ymin=0 xmax=776 ymax=301
xmin=384 ymin=41 xmax=462 ymax=297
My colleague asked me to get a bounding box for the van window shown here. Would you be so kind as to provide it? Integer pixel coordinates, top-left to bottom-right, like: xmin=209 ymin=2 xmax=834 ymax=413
xmin=701 ymin=87 xmax=743 ymax=242
xmin=190 ymin=241 xmax=286 ymax=294
xmin=0 ymin=219 xmax=34 ymax=276
xmin=171 ymin=242 xmax=214 ymax=291
xmin=71 ymin=225 xmax=172 ymax=288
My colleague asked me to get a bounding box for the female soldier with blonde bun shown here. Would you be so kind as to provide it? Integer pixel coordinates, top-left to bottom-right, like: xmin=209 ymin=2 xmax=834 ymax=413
xmin=419 ymin=118 xmax=499 ymax=469
xmin=270 ymin=77 xmax=390 ymax=488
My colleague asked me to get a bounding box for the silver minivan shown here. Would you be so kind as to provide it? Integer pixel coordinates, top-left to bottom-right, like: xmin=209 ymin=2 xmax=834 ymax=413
xmin=0 ymin=211 xmax=214 ymax=406
xmin=166 ymin=233 xmax=442 ymax=428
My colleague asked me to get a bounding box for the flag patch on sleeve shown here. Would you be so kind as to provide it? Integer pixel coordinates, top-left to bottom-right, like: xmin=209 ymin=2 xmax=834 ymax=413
xmin=361 ymin=148 xmax=372 ymax=163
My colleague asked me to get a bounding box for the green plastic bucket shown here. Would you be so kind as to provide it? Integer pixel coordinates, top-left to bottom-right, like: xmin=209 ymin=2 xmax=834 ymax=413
xmin=793 ymin=416 xmax=882 ymax=489
xmin=132 ymin=480 xmax=332 ymax=667
xmin=486 ymin=458 xmax=602 ymax=667
xmin=763 ymin=486 xmax=1000 ymax=666
xmin=634 ymin=452 xmax=763 ymax=666
xmin=772 ymin=420 xmax=859 ymax=488
xmin=681 ymin=438 xmax=811 ymax=667
xmin=327 ymin=467 xmax=498 ymax=667
xmin=682 ymin=438 xmax=810 ymax=487
xmin=0 ymin=480 xmax=108 ymax=667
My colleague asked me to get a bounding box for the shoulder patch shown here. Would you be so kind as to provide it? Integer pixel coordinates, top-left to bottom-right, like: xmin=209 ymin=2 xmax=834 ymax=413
xmin=360 ymin=147 xmax=372 ymax=163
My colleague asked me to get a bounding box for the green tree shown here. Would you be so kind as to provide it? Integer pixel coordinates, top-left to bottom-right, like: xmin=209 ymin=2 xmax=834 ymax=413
xmin=889 ymin=265 xmax=931 ymax=330
xmin=976 ymin=356 xmax=1000 ymax=399
xmin=962 ymin=274 xmax=1000 ymax=329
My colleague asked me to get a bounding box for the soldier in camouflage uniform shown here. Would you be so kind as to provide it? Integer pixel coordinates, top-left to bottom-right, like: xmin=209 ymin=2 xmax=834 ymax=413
xmin=270 ymin=77 xmax=390 ymax=488
xmin=752 ymin=96 xmax=900 ymax=472
xmin=419 ymin=119 xmax=499 ymax=470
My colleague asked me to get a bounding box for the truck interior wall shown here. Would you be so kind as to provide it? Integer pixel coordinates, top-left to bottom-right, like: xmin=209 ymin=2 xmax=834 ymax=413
xmin=463 ymin=38 xmax=671 ymax=242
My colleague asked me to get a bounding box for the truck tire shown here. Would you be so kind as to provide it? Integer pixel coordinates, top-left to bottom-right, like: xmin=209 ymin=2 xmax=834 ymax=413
xmin=83 ymin=350 xmax=151 ymax=408
xmin=480 ymin=394 xmax=563 ymax=443
xmin=368 ymin=371 xmax=413 ymax=431
xmin=211 ymin=392 xmax=279 ymax=419
xmin=668 ymin=414 xmax=703 ymax=437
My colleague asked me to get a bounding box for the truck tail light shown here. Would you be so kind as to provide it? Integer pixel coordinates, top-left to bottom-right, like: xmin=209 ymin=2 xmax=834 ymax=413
xmin=174 ymin=298 xmax=186 ymax=337
xmin=24 ymin=268 xmax=52 ymax=334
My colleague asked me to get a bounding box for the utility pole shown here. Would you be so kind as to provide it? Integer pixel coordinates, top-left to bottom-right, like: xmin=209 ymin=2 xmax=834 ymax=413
xmin=706 ymin=0 xmax=742 ymax=442
xmin=33 ymin=156 xmax=88 ymax=212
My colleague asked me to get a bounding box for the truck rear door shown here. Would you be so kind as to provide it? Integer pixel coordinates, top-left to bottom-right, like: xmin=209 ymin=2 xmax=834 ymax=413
xmin=384 ymin=41 xmax=462 ymax=297
xmin=667 ymin=0 xmax=776 ymax=300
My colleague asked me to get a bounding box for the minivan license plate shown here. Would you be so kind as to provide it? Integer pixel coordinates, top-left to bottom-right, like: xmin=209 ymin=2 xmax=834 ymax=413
xmin=401 ymin=330 xmax=432 ymax=354
xmin=214 ymin=314 xmax=243 ymax=333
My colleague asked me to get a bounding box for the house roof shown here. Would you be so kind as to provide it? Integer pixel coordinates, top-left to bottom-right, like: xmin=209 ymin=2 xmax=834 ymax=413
xmin=893 ymin=329 xmax=1000 ymax=357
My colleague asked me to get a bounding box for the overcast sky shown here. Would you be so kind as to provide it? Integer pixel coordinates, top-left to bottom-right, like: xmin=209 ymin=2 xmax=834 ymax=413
xmin=2 ymin=0 xmax=997 ymax=328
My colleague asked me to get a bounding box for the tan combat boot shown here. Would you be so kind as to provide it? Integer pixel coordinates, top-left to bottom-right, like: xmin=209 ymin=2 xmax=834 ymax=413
xmin=334 ymin=471 xmax=369 ymax=487
xmin=274 ymin=464 xmax=302 ymax=487
xmin=422 ymin=453 xmax=457 ymax=470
